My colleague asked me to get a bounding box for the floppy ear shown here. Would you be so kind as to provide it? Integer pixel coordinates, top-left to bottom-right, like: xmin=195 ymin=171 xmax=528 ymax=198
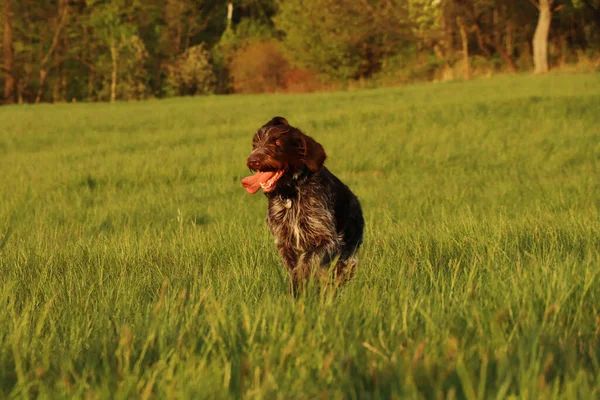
xmin=301 ymin=134 xmax=327 ymax=172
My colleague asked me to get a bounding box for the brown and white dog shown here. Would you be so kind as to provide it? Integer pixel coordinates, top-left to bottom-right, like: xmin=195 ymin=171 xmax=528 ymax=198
xmin=242 ymin=117 xmax=364 ymax=294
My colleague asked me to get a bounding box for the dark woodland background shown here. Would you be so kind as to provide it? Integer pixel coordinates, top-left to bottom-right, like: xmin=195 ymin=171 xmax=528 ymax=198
xmin=1 ymin=0 xmax=599 ymax=104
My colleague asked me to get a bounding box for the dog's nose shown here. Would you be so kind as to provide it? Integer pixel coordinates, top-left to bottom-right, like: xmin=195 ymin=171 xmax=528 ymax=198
xmin=247 ymin=155 xmax=261 ymax=170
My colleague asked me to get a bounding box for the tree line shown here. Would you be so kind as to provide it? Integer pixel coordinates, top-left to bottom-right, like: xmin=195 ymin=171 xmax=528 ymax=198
xmin=1 ymin=0 xmax=599 ymax=104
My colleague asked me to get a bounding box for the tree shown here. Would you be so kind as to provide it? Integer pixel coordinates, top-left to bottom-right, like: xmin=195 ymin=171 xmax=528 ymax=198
xmin=166 ymin=43 xmax=215 ymax=96
xmin=455 ymin=0 xmax=519 ymax=72
xmin=2 ymin=0 xmax=16 ymax=104
xmin=275 ymin=0 xmax=411 ymax=80
xmin=6 ymin=0 xmax=83 ymax=103
xmin=1 ymin=0 xmax=598 ymax=103
xmin=87 ymin=0 xmax=145 ymax=102
xmin=456 ymin=15 xmax=470 ymax=79
xmin=580 ymin=0 xmax=600 ymax=29
xmin=532 ymin=0 xmax=553 ymax=74
xmin=161 ymin=0 xmax=216 ymax=57
xmin=159 ymin=0 xmax=222 ymax=94
xmin=35 ymin=0 xmax=69 ymax=103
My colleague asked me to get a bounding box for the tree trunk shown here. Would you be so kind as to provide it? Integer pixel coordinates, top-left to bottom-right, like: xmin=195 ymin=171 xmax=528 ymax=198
xmin=558 ymin=34 xmax=567 ymax=67
xmin=457 ymin=17 xmax=470 ymax=80
xmin=472 ymin=24 xmax=492 ymax=58
xmin=3 ymin=0 xmax=16 ymax=104
xmin=35 ymin=70 xmax=49 ymax=103
xmin=165 ymin=0 xmax=184 ymax=54
xmin=35 ymin=0 xmax=68 ymax=103
xmin=504 ymin=2 xmax=514 ymax=56
xmin=533 ymin=0 xmax=552 ymax=74
xmin=433 ymin=45 xmax=445 ymax=60
xmin=582 ymin=0 xmax=600 ymax=29
xmin=17 ymin=79 xmax=25 ymax=104
xmin=83 ymin=24 xmax=95 ymax=101
xmin=227 ymin=2 xmax=233 ymax=30
xmin=506 ymin=20 xmax=513 ymax=56
xmin=474 ymin=21 xmax=518 ymax=72
xmin=110 ymin=40 xmax=118 ymax=103
xmin=493 ymin=8 xmax=500 ymax=46
xmin=61 ymin=69 xmax=67 ymax=102
xmin=440 ymin=0 xmax=455 ymax=67
xmin=52 ymin=74 xmax=61 ymax=103
xmin=491 ymin=40 xmax=518 ymax=72
xmin=176 ymin=1 xmax=183 ymax=53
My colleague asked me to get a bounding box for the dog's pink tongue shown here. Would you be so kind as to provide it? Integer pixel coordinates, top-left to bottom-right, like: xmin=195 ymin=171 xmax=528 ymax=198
xmin=241 ymin=171 xmax=277 ymax=194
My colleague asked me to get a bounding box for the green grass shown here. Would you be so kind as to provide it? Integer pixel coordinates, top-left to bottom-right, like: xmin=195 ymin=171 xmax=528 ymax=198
xmin=1 ymin=73 xmax=599 ymax=399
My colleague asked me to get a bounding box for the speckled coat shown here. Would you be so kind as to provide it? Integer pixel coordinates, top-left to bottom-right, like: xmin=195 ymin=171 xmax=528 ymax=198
xmin=265 ymin=166 xmax=364 ymax=291
xmin=243 ymin=116 xmax=364 ymax=294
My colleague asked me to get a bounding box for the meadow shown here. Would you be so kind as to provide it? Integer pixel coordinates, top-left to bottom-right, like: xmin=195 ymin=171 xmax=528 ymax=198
xmin=1 ymin=73 xmax=599 ymax=399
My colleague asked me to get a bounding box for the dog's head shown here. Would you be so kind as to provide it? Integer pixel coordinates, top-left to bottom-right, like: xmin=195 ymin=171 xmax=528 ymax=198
xmin=241 ymin=117 xmax=326 ymax=194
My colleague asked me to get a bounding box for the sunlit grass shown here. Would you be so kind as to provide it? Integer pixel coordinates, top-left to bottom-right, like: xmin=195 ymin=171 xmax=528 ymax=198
xmin=1 ymin=73 xmax=599 ymax=398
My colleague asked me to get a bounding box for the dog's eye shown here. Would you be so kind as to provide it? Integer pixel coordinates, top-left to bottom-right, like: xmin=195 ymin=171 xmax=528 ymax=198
xmin=275 ymin=139 xmax=282 ymax=147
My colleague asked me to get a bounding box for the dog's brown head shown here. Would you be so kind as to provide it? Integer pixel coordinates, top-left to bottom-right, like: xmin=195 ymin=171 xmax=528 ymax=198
xmin=242 ymin=117 xmax=326 ymax=194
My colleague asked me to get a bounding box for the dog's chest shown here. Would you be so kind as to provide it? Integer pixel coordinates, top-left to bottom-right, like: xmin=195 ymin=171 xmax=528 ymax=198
xmin=267 ymin=195 xmax=331 ymax=252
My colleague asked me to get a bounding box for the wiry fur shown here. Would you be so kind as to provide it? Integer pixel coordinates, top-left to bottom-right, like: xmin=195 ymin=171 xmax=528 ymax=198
xmin=244 ymin=117 xmax=364 ymax=294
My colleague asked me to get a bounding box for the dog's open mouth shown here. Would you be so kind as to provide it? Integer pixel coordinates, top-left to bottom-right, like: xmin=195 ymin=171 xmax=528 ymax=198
xmin=242 ymin=170 xmax=284 ymax=194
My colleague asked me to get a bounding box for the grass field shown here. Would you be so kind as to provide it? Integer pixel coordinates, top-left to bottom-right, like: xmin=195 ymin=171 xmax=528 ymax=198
xmin=1 ymin=73 xmax=599 ymax=399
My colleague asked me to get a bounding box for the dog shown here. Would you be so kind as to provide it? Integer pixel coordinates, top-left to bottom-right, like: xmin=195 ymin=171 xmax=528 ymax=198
xmin=241 ymin=117 xmax=364 ymax=294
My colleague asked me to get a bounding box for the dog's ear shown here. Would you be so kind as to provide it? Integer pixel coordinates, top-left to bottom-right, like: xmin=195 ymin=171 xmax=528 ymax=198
xmin=269 ymin=116 xmax=289 ymax=127
xmin=301 ymin=134 xmax=326 ymax=172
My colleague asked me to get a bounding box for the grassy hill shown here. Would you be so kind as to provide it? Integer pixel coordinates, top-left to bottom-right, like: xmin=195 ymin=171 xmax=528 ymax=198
xmin=1 ymin=73 xmax=599 ymax=398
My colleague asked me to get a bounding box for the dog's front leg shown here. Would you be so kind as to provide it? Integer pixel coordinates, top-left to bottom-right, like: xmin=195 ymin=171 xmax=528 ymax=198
xmin=277 ymin=245 xmax=301 ymax=295
xmin=291 ymin=239 xmax=339 ymax=295
xmin=277 ymin=245 xmax=298 ymax=271
xmin=289 ymin=252 xmax=313 ymax=295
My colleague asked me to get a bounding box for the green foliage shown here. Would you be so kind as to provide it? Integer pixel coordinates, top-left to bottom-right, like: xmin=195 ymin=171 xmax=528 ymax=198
xmin=275 ymin=0 xmax=411 ymax=80
xmin=2 ymin=0 xmax=600 ymax=102
xmin=212 ymin=16 xmax=278 ymax=94
xmin=120 ymin=35 xmax=151 ymax=100
xmin=86 ymin=0 xmax=139 ymax=54
xmin=86 ymin=0 xmax=149 ymax=101
xmin=166 ymin=44 xmax=216 ymax=96
xmin=274 ymin=0 xmax=359 ymax=80
xmin=1 ymin=73 xmax=600 ymax=397
xmin=408 ymin=0 xmax=442 ymax=37
xmin=233 ymin=17 xmax=276 ymax=42
xmin=229 ymin=40 xmax=290 ymax=94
